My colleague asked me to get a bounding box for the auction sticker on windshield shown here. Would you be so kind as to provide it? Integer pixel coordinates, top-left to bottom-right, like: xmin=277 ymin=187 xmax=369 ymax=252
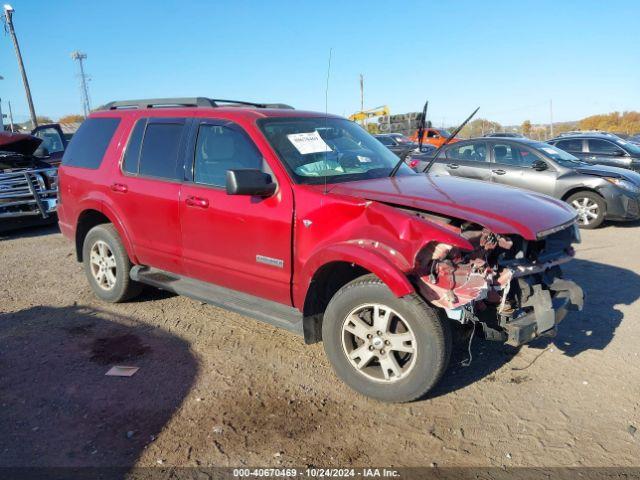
xmin=287 ymin=131 xmax=332 ymax=155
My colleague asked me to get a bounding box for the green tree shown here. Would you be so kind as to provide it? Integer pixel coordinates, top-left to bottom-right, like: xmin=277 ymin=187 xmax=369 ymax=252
xmin=521 ymin=120 xmax=532 ymax=137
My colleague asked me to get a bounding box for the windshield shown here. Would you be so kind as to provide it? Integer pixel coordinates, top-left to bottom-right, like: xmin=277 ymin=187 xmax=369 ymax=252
xmin=259 ymin=117 xmax=415 ymax=184
xmin=615 ymin=139 xmax=640 ymax=156
xmin=533 ymin=142 xmax=586 ymax=166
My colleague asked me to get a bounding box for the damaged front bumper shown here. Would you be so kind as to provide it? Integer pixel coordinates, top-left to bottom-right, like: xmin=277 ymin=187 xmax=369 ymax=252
xmin=493 ymin=275 xmax=583 ymax=346
xmin=415 ymin=223 xmax=584 ymax=347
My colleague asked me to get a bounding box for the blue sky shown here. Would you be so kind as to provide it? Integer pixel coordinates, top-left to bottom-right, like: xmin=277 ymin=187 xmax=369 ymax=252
xmin=0 ymin=0 xmax=638 ymax=125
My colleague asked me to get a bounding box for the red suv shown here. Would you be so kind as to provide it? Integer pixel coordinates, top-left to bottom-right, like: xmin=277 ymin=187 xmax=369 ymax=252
xmin=58 ymin=98 xmax=583 ymax=402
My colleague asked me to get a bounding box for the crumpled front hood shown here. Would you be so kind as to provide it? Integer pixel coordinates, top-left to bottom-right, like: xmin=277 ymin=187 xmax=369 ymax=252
xmin=326 ymin=174 xmax=577 ymax=240
xmin=575 ymin=164 xmax=640 ymax=185
xmin=0 ymin=132 xmax=42 ymax=156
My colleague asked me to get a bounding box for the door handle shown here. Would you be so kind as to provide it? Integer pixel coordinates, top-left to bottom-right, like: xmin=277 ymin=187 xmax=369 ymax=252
xmin=185 ymin=195 xmax=209 ymax=208
xmin=110 ymin=183 xmax=128 ymax=193
xmin=446 ymin=163 xmax=459 ymax=169
xmin=492 ymin=169 xmax=506 ymax=175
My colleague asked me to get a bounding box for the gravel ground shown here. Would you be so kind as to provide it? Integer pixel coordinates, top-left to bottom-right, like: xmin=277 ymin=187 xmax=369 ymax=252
xmin=0 ymin=222 xmax=639 ymax=468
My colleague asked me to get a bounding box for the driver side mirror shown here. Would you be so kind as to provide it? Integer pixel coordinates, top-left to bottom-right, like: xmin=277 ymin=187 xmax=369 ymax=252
xmin=532 ymin=160 xmax=548 ymax=171
xmin=611 ymin=150 xmax=626 ymax=157
xmin=226 ymin=169 xmax=276 ymax=197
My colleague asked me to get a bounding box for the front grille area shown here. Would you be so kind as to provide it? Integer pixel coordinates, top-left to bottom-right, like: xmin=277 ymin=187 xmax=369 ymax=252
xmin=0 ymin=168 xmax=57 ymax=218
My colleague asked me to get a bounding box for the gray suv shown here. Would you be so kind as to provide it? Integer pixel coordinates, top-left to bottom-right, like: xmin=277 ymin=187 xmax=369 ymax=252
xmin=428 ymin=137 xmax=640 ymax=229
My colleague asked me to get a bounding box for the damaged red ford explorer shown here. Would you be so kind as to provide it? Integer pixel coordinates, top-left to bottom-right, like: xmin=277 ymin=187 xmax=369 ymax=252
xmin=57 ymin=98 xmax=584 ymax=402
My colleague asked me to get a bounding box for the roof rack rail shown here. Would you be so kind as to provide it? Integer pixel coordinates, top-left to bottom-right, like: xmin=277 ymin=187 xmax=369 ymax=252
xmin=210 ymin=99 xmax=295 ymax=109
xmin=97 ymin=97 xmax=294 ymax=111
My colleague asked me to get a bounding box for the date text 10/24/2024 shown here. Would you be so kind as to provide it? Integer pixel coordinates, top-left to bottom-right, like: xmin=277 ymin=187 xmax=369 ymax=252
xmin=233 ymin=468 xmax=400 ymax=478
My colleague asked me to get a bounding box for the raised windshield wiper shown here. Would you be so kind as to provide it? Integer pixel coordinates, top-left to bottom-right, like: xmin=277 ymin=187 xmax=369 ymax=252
xmin=421 ymin=106 xmax=480 ymax=173
xmin=389 ymin=100 xmax=428 ymax=177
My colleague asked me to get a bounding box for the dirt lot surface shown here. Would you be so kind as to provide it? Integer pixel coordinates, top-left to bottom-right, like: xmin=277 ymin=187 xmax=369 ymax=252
xmin=1 ymin=223 xmax=639 ymax=469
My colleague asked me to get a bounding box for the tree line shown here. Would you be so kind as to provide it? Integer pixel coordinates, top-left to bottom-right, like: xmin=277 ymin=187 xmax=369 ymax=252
xmin=455 ymin=110 xmax=640 ymax=140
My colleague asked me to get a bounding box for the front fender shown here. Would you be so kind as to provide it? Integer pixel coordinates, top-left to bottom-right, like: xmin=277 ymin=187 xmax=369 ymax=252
xmin=293 ymin=242 xmax=415 ymax=309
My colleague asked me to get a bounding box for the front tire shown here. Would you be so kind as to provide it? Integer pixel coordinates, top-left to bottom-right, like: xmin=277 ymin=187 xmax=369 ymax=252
xmin=82 ymin=224 xmax=142 ymax=303
xmin=322 ymin=274 xmax=451 ymax=403
xmin=567 ymin=191 xmax=605 ymax=229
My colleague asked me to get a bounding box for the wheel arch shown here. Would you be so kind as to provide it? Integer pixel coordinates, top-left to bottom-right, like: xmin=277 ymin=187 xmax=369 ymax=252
xmin=561 ymin=186 xmax=604 ymax=202
xmin=75 ymin=206 xmax=137 ymax=263
xmin=298 ymin=245 xmax=415 ymax=344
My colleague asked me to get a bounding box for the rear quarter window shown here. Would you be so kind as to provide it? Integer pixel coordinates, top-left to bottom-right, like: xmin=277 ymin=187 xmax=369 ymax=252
xmin=61 ymin=117 xmax=121 ymax=169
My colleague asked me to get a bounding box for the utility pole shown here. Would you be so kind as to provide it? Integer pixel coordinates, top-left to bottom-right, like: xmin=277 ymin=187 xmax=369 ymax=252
xmin=8 ymin=101 xmax=14 ymax=131
xmin=0 ymin=75 xmax=3 ymax=130
xmin=71 ymin=51 xmax=91 ymax=117
xmin=549 ymin=99 xmax=554 ymax=137
xmin=3 ymin=5 xmax=37 ymax=128
xmin=359 ymin=74 xmax=364 ymax=125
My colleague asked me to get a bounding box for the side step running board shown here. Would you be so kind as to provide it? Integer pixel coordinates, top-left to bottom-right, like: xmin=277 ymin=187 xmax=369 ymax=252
xmin=130 ymin=266 xmax=304 ymax=336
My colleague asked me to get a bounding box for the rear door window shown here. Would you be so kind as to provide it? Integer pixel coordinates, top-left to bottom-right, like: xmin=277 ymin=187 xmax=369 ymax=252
xmin=554 ymin=139 xmax=583 ymax=152
xmin=138 ymin=121 xmax=186 ymax=180
xmin=62 ymin=118 xmax=120 ymax=169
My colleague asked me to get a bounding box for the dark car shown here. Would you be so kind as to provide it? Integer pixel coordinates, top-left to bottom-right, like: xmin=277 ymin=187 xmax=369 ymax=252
xmin=428 ymin=137 xmax=640 ymax=228
xmin=374 ymin=133 xmax=417 ymax=156
xmin=548 ymin=133 xmax=640 ymax=172
xmin=484 ymin=132 xmax=525 ymax=138
xmin=30 ymin=124 xmax=68 ymax=166
xmin=627 ymin=134 xmax=640 ymax=146
xmin=0 ymin=131 xmax=59 ymax=230
xmin=375 ymin=133 xmax=436 ymax=169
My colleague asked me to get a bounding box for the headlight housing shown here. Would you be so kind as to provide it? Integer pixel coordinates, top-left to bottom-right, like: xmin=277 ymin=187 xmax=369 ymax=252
xmin=604 ymin=177 xmax=640 ymax=194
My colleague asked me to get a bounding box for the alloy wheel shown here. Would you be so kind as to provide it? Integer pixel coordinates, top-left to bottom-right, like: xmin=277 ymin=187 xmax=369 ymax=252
xmin=341 ymin=303 xmax=417 ymax=383
xmin=572 ymin=197 xmax=599 ymax=226
xmin=89 ymin=240 xmax=117 ymax=290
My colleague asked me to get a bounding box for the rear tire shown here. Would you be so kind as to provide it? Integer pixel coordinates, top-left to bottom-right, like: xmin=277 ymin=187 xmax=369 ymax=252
xmin=567 ymin=191 xmax=605 ymax=229
xmin=82 ymin=224 xmax=142 ymax=303
xmin=322 ymin=274 xmax=451 ymax=403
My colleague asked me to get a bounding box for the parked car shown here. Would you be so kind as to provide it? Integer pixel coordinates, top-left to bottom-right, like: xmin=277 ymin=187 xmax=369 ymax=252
xmin=555 ymin=130 xmax=621 ymax=139
xmin=625 ymin=134 xmax=640 ymax=146
xmin=375 ymin=133 xmax=436 ymax=169
xmin=374 ymin=133 xmax=417 ymax=156
xmin=30 ymin=124 xmax=68 ymax=166
xmin=428 ymin=137 xmax=640 ymax=229
xmin=484 ymin=132 xmax=525 ymax=138
xmin=409 ymin=127 xmax=459 ymax=147
xmin=0 ymin=131 xmax=59 ymax=231
xmin=548 ymin=134 xmax=640 ymax=172
xmin=57 ymin=97 xmax=583 ymax=402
